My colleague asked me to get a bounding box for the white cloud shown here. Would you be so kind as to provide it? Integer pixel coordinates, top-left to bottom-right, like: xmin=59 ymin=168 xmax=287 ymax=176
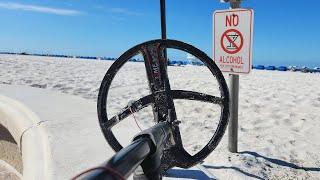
xmin=0 ymin=2 xmax=82 ymax=16
xmin=110 ymin=7 xmax=142 ymax=16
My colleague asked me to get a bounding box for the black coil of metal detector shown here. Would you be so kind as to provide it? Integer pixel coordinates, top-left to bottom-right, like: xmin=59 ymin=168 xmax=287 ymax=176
xmin=97 ymin=39 xmax=229 ymax=172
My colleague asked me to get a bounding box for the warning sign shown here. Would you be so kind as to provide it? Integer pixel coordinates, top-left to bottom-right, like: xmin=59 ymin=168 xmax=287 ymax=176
xmin=213 ymin=9 xmax=254 ymax=74
xmin=221 ymin=29 xmax=243 ymax=54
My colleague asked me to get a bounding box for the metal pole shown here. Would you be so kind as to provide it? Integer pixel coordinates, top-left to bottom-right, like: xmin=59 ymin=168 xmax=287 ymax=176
xmin=160 ymin=0 xmax=168 ymax=62
xmin=228 ymin=74 xmax=239 ymax=153
xmin=228 ymin=0 xmax=241 ymax=153
xmin=160 ymin=0 xmax=167 ymax=40
xmin=230 ymin=0 xmax=241 ymax=8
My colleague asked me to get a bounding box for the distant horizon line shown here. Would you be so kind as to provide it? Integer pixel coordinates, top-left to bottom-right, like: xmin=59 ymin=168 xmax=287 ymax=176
xmin=0 ymin=51 xmax=318 ymax=67
xmin=0 ymin=50 xmax=113 ymax=59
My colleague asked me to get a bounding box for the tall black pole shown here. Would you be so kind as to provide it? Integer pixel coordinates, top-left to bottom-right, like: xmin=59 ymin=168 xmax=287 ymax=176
xmin=160 ymin=0 xmax=167 ymax=40
xmin=160 ymin=0 xmax=168 ymax=62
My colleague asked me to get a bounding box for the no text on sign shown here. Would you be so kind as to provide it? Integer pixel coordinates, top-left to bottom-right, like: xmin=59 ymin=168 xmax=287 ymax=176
xmin=214 ymin=9 xmax=254 ymax=74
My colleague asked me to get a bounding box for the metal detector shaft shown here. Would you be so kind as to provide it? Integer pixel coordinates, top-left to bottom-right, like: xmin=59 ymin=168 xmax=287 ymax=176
xmin=79 ymin=122 xmax=171 ymax=180
xmin=81 ymin=138 xmax=152 ymax=180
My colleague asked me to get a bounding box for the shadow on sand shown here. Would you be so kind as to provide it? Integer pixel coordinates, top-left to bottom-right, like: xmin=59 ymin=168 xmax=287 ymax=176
xmin=203 ymin=164 xmax=264 ymax=180
xmin=0 ymin=124 xmax=16 ymax=143
xmin=240 ymin=151 xmax=320 ymax=172
xmin=165 ymin=165 xmax=265 ymax=180
xmin=165 ymin=151 xmax=319 ymax=180
xmin=164 ymin=168 xmax=215 ymax=180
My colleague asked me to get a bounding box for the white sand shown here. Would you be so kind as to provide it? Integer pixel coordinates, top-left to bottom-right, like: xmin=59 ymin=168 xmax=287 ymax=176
xmin=0 ymin=160 xmax=21 ymax=180
xmin=0 ymin=54 xmax=319 ymax=179
xmin=0 ymin=124 xmax=22 ymax=174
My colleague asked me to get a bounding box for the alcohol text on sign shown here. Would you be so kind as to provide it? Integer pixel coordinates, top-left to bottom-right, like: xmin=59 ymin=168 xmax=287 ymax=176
xmin=213 ymin=9 xmax=254 ymax=74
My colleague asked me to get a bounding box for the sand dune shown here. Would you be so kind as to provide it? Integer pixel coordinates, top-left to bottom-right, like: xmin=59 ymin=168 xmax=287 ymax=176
xmin=1 ymin=54 xmax=320 ymax=179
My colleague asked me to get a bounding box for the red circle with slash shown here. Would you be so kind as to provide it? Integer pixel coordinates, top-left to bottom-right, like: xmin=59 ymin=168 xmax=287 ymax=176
xmin=220 ymin=29 xmax=244 ymax=54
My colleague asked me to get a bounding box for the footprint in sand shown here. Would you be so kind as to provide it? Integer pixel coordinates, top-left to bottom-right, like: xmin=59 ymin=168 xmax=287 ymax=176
xmin=312 ymin=102 xmax=320 ymax=108
xmin=60 ymin=86 xmax=73 ymax=92
xmin=267 ymin=139 xmax=274 ymax=144
xmin=264 ymin=96 xmax=271 ymax=101
xmin=194 ymin=107 xmax=202 ymax=113
xmin=240 ymin=127 xmax=248 ymax=132
xmin=0 ymin=81 xmax=12 ymax=85
xmin=30 ymin=84 xmax=47 ymax=89
xmin=252 ymin=117 xmax=263 ymax=126
xmin=284 ymin=118 xmax=293 ymax=126
xmin=289 ymin=140 xmax=296 ymax=145
xmin=310 ymin=98 xmax=320 ymax=107
xmin=270 ymin=113 xmax=282 ymax=120
xmin=252 ymin=104 xmax=261 ymax=113
xmin=53 ymin=84 xmax=64 ymax=88
xmin=23 ymin=79 xmax=32 ymax=84
xmin=285 ymin=102 xmax=296 ymax=108
xmin=291 ymin=118 xmax=306 ymax=129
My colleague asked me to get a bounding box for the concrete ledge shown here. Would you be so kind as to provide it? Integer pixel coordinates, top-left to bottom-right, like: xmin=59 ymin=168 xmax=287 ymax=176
xmin=0 ymin=94 xmax=50 ymax=179
xmin=0 ymin=85 xmax=112 ymax=179
xmin=0 ymin=95 xmax=41 ymax=148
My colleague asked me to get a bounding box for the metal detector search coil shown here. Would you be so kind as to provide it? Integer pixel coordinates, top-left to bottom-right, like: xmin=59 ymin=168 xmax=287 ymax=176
xmin=97 ymin=39 xmax=230 ymax=173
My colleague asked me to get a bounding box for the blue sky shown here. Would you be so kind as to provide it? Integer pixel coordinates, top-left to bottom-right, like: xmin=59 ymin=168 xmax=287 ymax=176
xmin=0 ymin=0 xmax=319 ymax=66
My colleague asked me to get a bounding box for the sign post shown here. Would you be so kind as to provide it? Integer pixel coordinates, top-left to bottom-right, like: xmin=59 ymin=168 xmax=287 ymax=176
xmin=214 ymin=0 xmax=254 ymax=153
xmin=228 ymin=0 xmax=241 ymax=154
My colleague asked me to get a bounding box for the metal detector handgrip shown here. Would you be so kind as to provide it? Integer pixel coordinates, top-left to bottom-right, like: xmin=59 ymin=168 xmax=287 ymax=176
xmin=79 ymin=122 xmax=171 ymax=180
xmin=133 ymin=122 xmax=172 ymax=179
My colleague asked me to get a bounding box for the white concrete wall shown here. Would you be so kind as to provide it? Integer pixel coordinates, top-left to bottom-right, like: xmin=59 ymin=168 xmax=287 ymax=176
xmin=0 ymin=85 xmax=112 ymax=179
xmin=0 ymin=95 xmax=51 ymax=179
